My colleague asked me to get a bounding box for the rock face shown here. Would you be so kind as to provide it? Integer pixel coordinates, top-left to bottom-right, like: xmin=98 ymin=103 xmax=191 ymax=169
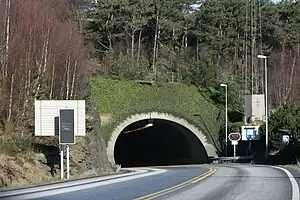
xmin=59 ymin=101 xmax=113 ymax=177
xmin=69 ymin=102 xmax=112 ymax=175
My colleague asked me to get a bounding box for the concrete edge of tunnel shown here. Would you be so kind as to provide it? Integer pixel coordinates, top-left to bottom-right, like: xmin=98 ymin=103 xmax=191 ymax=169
xmin=107 ymin=112 xmax=218 ymax=167
xmin=134 ymin=167 xmax=216 ymax=200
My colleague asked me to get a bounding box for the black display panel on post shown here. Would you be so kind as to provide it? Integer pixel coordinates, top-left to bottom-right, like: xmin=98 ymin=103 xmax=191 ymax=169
xmin=59 ymin=109 xmax=75 ymax=144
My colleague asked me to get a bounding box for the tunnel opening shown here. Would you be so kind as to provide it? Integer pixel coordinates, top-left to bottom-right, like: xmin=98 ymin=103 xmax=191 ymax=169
xmin=114 ymin=119 xmax=208 ymax=167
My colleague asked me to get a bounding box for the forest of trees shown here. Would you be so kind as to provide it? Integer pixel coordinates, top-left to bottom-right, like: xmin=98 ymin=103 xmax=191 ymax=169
xmin=1 ymin=0 xmax=300 ymax=155
xmin=83 ymin=0 xmax=300 ymax=109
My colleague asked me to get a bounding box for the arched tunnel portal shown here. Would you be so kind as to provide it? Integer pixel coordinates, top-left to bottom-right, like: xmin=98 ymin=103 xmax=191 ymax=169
xmin=107 ymin=113 xmax=218 ymax=167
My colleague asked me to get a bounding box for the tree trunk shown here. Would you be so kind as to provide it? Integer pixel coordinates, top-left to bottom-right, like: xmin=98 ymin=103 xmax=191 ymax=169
xmin=70 ymin=60 xmax=77 ymax=99
xmin=131 ymin=29 xmax=135 ymax=58
xmin=66 ymin=55 xmax=71 ymax=100
xmin=106 ymin=13 xmax=113 ymax=53
xmin=234 ymin=33 xmax=239 ymax=75
xmin=152 ymin=9 xmax=159 ymax=81
xmin=172 ymin=27 xmax=175 ymax=51
xmin=35 ymin=27 xmax=48 ymax=99
xmin=20 ymin=64 xmax=31 ymax=136
xmin=181 ymin=35 xmax=184 ymax=55
xmin=130 ymin=14 xmax=136 ymax=57
xmin=280 ymin=40 xmax=285 ymax=104
xmin=137 ymin=30 xmax=142 ymax=65
xmin=49 ymin=59 xmax=55 ymax=100
xmin=184 ymin=22 xmax=188 ymax=52
xmin=285 ymin=53 xmax=296 ymax=104
xmin=27 ymin=27 xmax=32 ymax=87
xmin=23 ymin=26 xmax=32 ymax=123
xmin=4 ymin=0 xmax=11 ymax=79
xmin=60 ymin=68 xmax=67 ymax=99
xmin=42 ymin=25 xmax=50 ymax=73
xmin=108 ymin=34 xmax=113 ymax=53
xmin=7 ymin=69 xmax=15 ymax=122
xmin=196 ymin=36 xmax=199 ymax=61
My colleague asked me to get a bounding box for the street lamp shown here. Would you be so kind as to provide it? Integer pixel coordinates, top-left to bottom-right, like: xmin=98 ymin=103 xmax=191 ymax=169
xmin=220 ymin=83 xmax=228 ymax=157
xmin=257 ymin=54 xmax=268 ymax=158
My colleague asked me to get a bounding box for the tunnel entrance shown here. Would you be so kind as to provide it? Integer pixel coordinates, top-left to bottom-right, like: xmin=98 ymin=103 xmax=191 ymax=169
xmin=114 ymin=119 xmax=208 ymax=167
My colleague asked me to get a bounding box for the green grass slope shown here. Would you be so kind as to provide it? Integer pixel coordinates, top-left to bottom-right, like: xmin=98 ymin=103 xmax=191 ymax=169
xmin=91 ymin=77 xmax=223 ymax=152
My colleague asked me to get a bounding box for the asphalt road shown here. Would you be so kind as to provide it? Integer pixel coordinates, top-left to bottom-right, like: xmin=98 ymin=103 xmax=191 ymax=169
xmin=38 ymin=166 xmax=207 ymax=200
xmin=1 ymin=164 xmax=299 ymax=200
xmin=0 ymin=166 xmax=208 ymax=200
xmin=161 ymin=164 xmax=299 ymax=200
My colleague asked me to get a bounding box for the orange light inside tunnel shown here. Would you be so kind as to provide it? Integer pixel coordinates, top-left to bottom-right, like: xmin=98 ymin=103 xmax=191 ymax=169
xmin=122 ymin=122 xmax=153 ymax=134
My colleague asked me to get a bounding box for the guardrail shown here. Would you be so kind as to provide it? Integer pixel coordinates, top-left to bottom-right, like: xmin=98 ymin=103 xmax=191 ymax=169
xmin=209 ymin=156 xmax=254 ymax=164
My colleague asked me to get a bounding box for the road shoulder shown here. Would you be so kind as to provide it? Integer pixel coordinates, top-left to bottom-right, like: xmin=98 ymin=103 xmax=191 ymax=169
xmin=281 ymin=166 xmax=300 ymax=189
xmin=271 ymin=165 xmax=300 ymax=200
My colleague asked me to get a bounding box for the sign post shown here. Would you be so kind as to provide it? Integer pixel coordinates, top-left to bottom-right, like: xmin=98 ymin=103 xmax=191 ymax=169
xmin=228 ymin=133 xmax=241 ymax=157
xmin=66 ymin=145 xmax=70 ymax=179
xmin=60 ymin=148 xmax=64 ymax=180
xmin=59 ymin=109 xmax=75 ymax=180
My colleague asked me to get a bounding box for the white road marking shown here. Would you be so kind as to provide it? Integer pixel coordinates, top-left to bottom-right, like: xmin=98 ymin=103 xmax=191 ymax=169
xmin=0 ymin=168 xmax=167 ymax=200
xmin=271 ymin=166 xmax=300 ymax=200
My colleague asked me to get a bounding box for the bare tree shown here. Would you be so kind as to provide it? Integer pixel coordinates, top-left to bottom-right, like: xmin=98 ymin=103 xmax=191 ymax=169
xmin=0 ymin=0 xmax=88 ymax=132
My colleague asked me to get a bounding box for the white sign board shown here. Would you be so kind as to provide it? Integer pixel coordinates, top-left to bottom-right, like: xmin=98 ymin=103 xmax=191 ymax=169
xmin=231 ymin=140 xmax=238 ymax=145
xmin=241 ymin=126 xmax=260 ymax=141
xmin=35 ymin=100 xmax=85 ymax=136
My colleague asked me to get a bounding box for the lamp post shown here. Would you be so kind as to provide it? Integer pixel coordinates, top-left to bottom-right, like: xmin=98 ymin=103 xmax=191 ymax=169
xmin=257 ymin=54 xmax=268 ymax=158
xmin=220 ymin=83 xmax=228 ymax=157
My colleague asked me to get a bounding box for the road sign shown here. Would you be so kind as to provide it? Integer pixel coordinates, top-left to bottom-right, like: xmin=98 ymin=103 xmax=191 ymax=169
xmin=229 ymin=133 xmax=241 ymax=158
xmin=241 ymin=126 xmax=260 ymax=140
xmin=59 ymin=109 xmax=75 ymax=145
xmin=34 ymin=100 xmax=86 ymax=181
xmin=228 ymin=133 xmax=241 ymax=142
xmin=280 ymin=135 xmax=291 ymax=151
xmin=35 ymin=100 xmax=85 ymax=136
xmin=231 ymin=140 xmax=238 ymax=145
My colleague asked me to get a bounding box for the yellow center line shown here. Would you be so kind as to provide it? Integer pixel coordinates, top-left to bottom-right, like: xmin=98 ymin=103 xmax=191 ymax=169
xmin=134 ymin=168 xmax=216 ymax=200
xmin=191 ymin=168 xmax=216 ymax=183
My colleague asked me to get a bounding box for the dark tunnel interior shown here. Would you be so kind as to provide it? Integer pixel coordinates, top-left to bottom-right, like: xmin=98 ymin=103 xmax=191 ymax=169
xmin=114 ymin=119 xmax=208 ymax=167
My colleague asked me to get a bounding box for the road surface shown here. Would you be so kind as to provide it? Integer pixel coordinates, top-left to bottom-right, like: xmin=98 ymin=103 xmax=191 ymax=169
xmin=160 ymin=164 xmax=299 ymax=200
xmin=0 ymin=164 xmax=299 ymax=200
xmin=0 ymin=166 xmax=208 ymax=200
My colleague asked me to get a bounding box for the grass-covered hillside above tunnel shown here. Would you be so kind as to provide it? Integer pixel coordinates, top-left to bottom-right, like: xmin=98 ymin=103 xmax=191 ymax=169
xmin=90 ymin=77 xmax=223 ymax=152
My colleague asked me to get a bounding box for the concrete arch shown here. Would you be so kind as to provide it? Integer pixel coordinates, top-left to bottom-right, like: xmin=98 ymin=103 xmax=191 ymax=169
xmin=107 ymin=112 xmax=218 ymax=166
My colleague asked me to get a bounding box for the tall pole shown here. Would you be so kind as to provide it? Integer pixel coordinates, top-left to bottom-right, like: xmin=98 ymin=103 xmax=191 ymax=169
xmin=258 ymin=55 xmax=268 ymax=159
xmin=225 ymin=86 xmax=228 ymax=157
xmin=264 ymin=57 xmax=268 ymax=158
xmin=220 ymin=83 xmax=228 ymax=157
